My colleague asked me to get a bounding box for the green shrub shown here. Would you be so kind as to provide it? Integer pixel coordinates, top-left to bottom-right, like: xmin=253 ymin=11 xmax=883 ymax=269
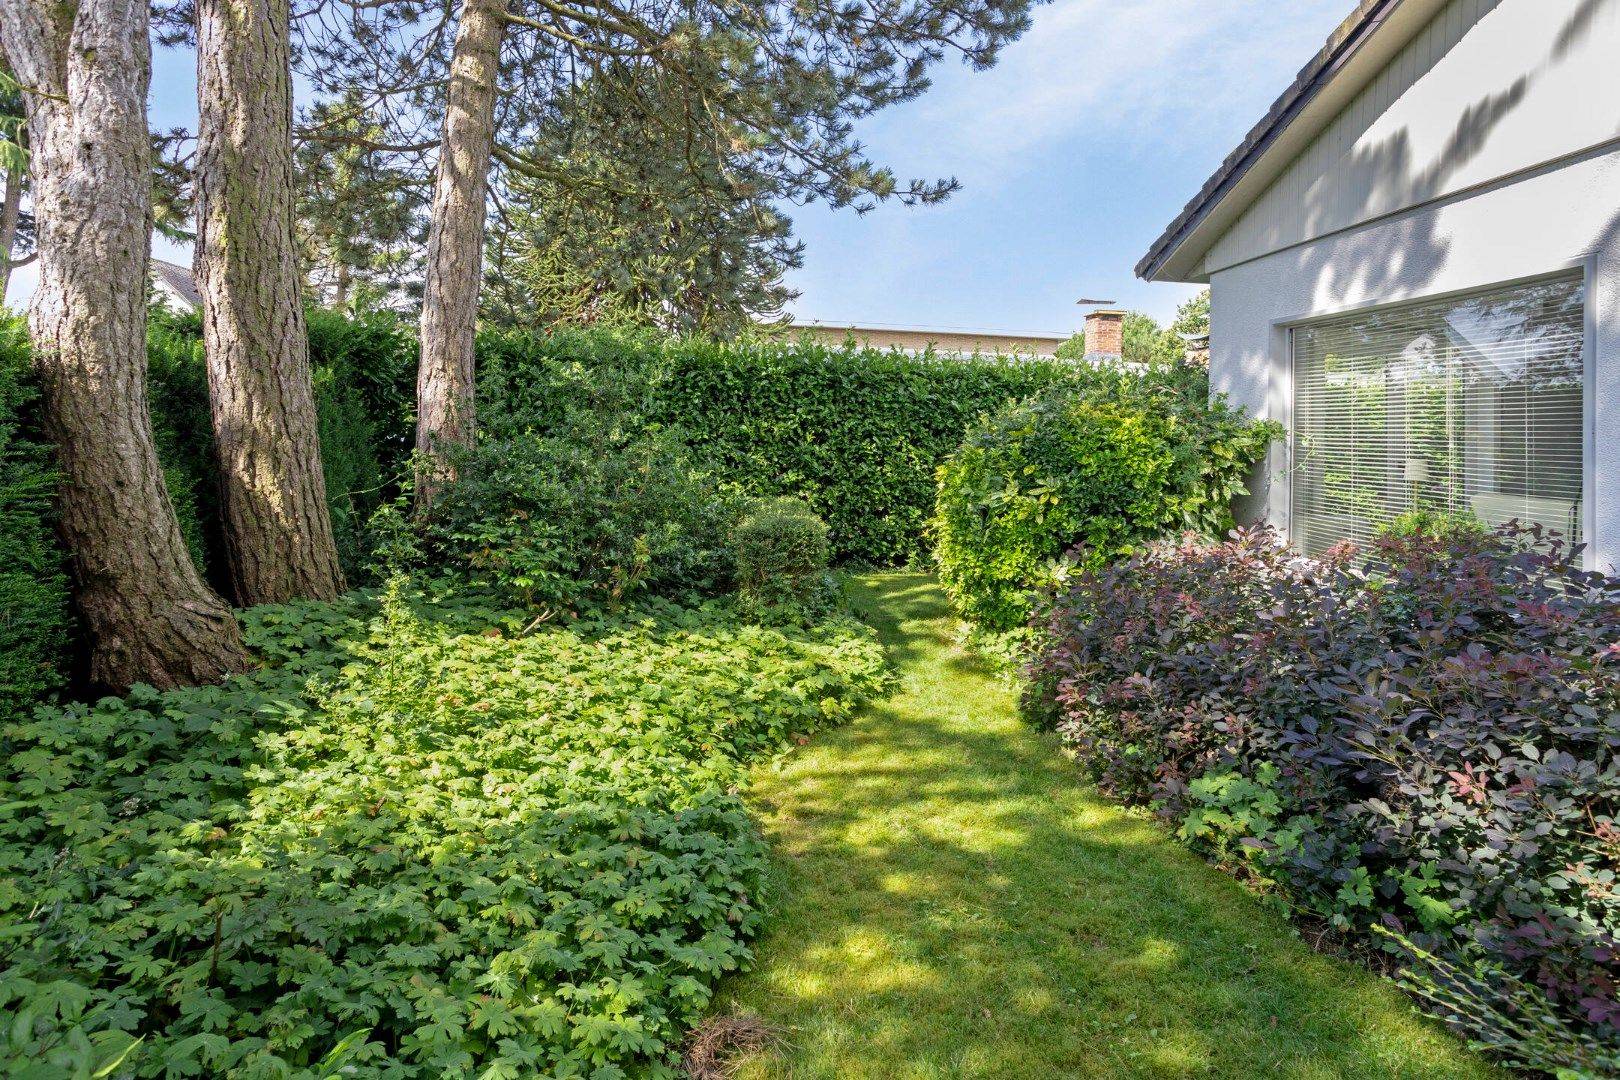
xmin=1027 ymin=525 xmax=1620 ymax=1072
xmin=1379 ymin=507 xmax=1489 ymax=542
xmin=733 ymin=497 xmax=835 ymax=621
xmin=0 ymin=580 xmax=885 ymax=1077
xmin=0 ymin=317 xmax=69 ymax=713
xmin=931 ymin=372 xmax=1279 ymax=631
xmin=477 ymin=328 xmax=1089 ymax=565
xmin=145 ymin=318 xmax=214 ymax=569
xmin=422 ymin=373 xmax=737 ymax=610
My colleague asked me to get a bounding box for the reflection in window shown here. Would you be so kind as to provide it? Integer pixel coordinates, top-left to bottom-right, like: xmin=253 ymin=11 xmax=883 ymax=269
xmin=1291 ymin=276 xmax=1584 ymax=555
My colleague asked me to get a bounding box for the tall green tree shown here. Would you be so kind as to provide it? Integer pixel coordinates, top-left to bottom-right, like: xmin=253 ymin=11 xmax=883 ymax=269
xmin=295 ymin=91 xmax=425 ymax=312
xmin=301 ymin=0 xmax=1038 ymax=505
xmin=1170 ymin=288 xmax=1211 ymax=341
xmin=194 ymin=0 xmax=347 ymax=604
xmin=0 ymin=0 xmax=250 ymax=688
xmin=483 ymin=66 xmax=800 ymax=335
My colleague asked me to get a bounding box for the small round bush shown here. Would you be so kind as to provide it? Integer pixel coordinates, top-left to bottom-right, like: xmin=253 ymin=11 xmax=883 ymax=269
xmin=932 ymin=375 xmax=1278 ymax=632
xmin=733 ymin=497 xmax=835 ymax=621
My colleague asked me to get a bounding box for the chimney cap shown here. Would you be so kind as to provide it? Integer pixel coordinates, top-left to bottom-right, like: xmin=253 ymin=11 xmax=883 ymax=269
xmin=1084 ymin=308 xmax=1127 ymax=318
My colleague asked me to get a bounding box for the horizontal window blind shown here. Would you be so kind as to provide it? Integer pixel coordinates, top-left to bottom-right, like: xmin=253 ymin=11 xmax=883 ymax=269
xmin=1291 ymin=275 xmax=1585 ymax=556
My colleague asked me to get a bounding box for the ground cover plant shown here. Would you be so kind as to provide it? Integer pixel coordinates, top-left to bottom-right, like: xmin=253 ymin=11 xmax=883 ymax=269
xmin=1024 ymin=525 xmax=1620 ymax=1076
xmin=0 ymin=579 xmax=885 ymax=1077
xmin=715 ymin=574 xmax=1502 ymax=1079
xmin=931 ymin=366 xmax=1278 ymax=632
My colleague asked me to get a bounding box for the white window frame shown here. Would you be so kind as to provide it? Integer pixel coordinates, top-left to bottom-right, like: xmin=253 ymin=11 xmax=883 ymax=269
xmin=1273 ymin=265 xmax=1596 ymax=567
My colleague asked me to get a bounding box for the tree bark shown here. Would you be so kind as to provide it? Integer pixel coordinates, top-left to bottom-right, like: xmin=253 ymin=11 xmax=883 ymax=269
xmin=0 ymin=161 xmax=21 ymax=304
xmin=0 ymin=0 xmax=251 ymax=689
xmin=194 ymin=0 xmax=346 ymax=604
xmin=415 ymin=0 xmax=504 ymax=507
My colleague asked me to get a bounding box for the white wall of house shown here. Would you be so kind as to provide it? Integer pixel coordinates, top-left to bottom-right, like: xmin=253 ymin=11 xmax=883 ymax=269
xmin=1205 ymin=0 xmax=1620 ymax=570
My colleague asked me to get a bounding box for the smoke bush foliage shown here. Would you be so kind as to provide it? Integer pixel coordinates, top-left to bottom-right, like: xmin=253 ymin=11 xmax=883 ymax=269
xmin=0 ymin=581 xmax=885 ymax=1077
xmin=931 ymin=370 xmax=1278 ymax=632
xmin=1026 ymin=525 xmax=1620 ymax=1073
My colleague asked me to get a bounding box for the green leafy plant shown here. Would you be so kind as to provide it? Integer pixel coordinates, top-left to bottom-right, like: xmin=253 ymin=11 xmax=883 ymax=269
xmin=144 ymin=307 xmax=416 ymax=585
xmin=0 ymin=578 xmax=885 ymax=1077
xmin=476 ymin=327 xmax=1095 ymax=566
xmin=0 ymin=317 xmax=68 ymax=714
xmin=1380 ymin=507 xmax=1489 ymax=542
xmin=420 ymin=400 xmax=737 ymax=613
xmin=931 ymin=371 xmax=1278 ymax=631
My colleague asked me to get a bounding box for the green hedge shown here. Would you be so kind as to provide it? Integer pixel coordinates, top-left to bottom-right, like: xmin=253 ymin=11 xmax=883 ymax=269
xmin=146 ymin=309 xmax=416 ymax=585
xmin=0 ymin=318 xmax=69 ymax=713
xmin=478 ymin=329 xmax=1085 ymax=565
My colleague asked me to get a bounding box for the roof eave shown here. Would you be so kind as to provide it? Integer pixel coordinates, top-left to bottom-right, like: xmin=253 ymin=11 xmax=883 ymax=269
xmin=1137 ymin=0 xmax=1447 ymax=284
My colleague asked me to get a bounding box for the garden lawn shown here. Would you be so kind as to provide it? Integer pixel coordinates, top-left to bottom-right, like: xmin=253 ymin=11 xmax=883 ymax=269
xmin=715 ymin=574 xmax=1507 ymax=1080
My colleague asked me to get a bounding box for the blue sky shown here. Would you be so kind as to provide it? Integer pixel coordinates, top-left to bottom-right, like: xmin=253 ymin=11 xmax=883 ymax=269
xmin=15 ymin=0 xmax=1349 ymax=330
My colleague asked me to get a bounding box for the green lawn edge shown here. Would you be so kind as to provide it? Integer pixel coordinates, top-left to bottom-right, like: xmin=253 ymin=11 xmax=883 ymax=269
xmin=710 ymin=573 xmax=1507 ymax=1080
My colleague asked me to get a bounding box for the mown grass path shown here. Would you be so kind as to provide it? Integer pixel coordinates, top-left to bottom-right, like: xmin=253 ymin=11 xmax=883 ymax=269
xmin=716 ymin=574 xmax=1503 ymax=1080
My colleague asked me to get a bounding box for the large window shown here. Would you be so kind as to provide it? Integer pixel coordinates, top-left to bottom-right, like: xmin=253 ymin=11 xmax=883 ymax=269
xmin=1291 ymin=276 xmax=1585 ymax=556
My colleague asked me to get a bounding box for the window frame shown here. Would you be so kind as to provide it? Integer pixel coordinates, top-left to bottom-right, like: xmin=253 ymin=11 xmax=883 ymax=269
xmin=1280 ymin=267 xmax=1595 ymax=565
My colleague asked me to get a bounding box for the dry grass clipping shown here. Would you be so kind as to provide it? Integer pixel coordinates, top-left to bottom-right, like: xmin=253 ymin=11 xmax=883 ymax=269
xmin=680 ymin=1013 xmax=782 ymax=1079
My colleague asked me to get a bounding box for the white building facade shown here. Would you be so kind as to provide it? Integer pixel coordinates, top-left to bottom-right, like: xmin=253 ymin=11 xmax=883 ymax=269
xmin=1139 ymin=0 xmax=1620 ymax=570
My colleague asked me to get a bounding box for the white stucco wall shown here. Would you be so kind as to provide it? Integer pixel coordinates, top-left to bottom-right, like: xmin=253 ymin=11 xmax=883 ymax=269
xmin=1208 ymin=140 xmax=1620 ymax=570
xmin=1206 ymin=0 xmax=1620 ymax=275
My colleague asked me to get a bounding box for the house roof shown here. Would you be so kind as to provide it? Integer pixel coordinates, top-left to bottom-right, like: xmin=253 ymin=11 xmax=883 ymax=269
xmin=1137 ymin=0 xmax=1447 ymax=283
xmin=150 ymin=258 xmax=201 ymax=309
xmin=791 ymin=322 xmax=1069 ymax=357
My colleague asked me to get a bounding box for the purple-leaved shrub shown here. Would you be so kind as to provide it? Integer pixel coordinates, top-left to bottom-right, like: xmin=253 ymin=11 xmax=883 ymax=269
xmin=1027 ymin=524 xmax=1620 ymax=1073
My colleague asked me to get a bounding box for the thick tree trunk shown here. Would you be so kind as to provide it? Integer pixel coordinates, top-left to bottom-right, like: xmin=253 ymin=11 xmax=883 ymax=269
xmin=0 ymin=0 xmax=250 ymax=689
xmin=0 ymin=162 xmax=21 ymax=304
xmin=415 ymin=0 xmax=504 ymax=506
xmin=195 ymin=0 xmax=346 ymax=604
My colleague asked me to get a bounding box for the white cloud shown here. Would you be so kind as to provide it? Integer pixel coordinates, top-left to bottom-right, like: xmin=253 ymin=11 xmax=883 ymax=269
xmin=859 ymin=0 xmax=1349 ymax=190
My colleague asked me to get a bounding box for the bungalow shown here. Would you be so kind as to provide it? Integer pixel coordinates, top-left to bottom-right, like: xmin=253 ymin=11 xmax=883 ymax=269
xmin=1138 ymin=0 xmax=1620 ymax=570
xmin=790 ymin=321 xmax=1070 ymax=358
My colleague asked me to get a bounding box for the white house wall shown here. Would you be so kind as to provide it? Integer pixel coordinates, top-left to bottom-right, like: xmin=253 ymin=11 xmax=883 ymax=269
xmin=1204 ymin=0 xmax=1620 ymax=276
xmin=1209 ymin=140 xmax=1620 ymax=571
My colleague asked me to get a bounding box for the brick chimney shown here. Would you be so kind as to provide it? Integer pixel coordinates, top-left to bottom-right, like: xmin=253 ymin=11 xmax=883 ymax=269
xmin=1083 ymin=309 xmax=1125 ymax=363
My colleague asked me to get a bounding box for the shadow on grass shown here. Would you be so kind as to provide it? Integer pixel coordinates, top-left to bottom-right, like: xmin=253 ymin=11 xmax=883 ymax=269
xmin=715 ymin=574 xmax=1502 ymax=1080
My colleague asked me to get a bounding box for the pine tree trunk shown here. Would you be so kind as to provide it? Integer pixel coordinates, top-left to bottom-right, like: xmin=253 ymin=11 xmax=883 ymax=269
xmin=333 ymin=260 xmax=351 ymax=312
xmin=194 ymin=0 xmax=346 ymax=604
xmin=0 ymin=162 xmax=21 ymax=304
xmin=415 ymin=0 xmax=504 ymax=507
xmin=0 ymin=0 xmax=250 ymax=689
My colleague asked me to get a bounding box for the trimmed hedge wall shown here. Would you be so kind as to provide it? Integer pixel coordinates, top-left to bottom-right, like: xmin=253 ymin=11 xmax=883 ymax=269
xmin=146 ymin=308 xmax=416 ymax=585
xmin=0 ymin=318 xmax=69 ymax=714
xmin=478 ymin=329 xmax=1084 ymax=565
xmin=144 ymin=322 xmax=1078 ymax=578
